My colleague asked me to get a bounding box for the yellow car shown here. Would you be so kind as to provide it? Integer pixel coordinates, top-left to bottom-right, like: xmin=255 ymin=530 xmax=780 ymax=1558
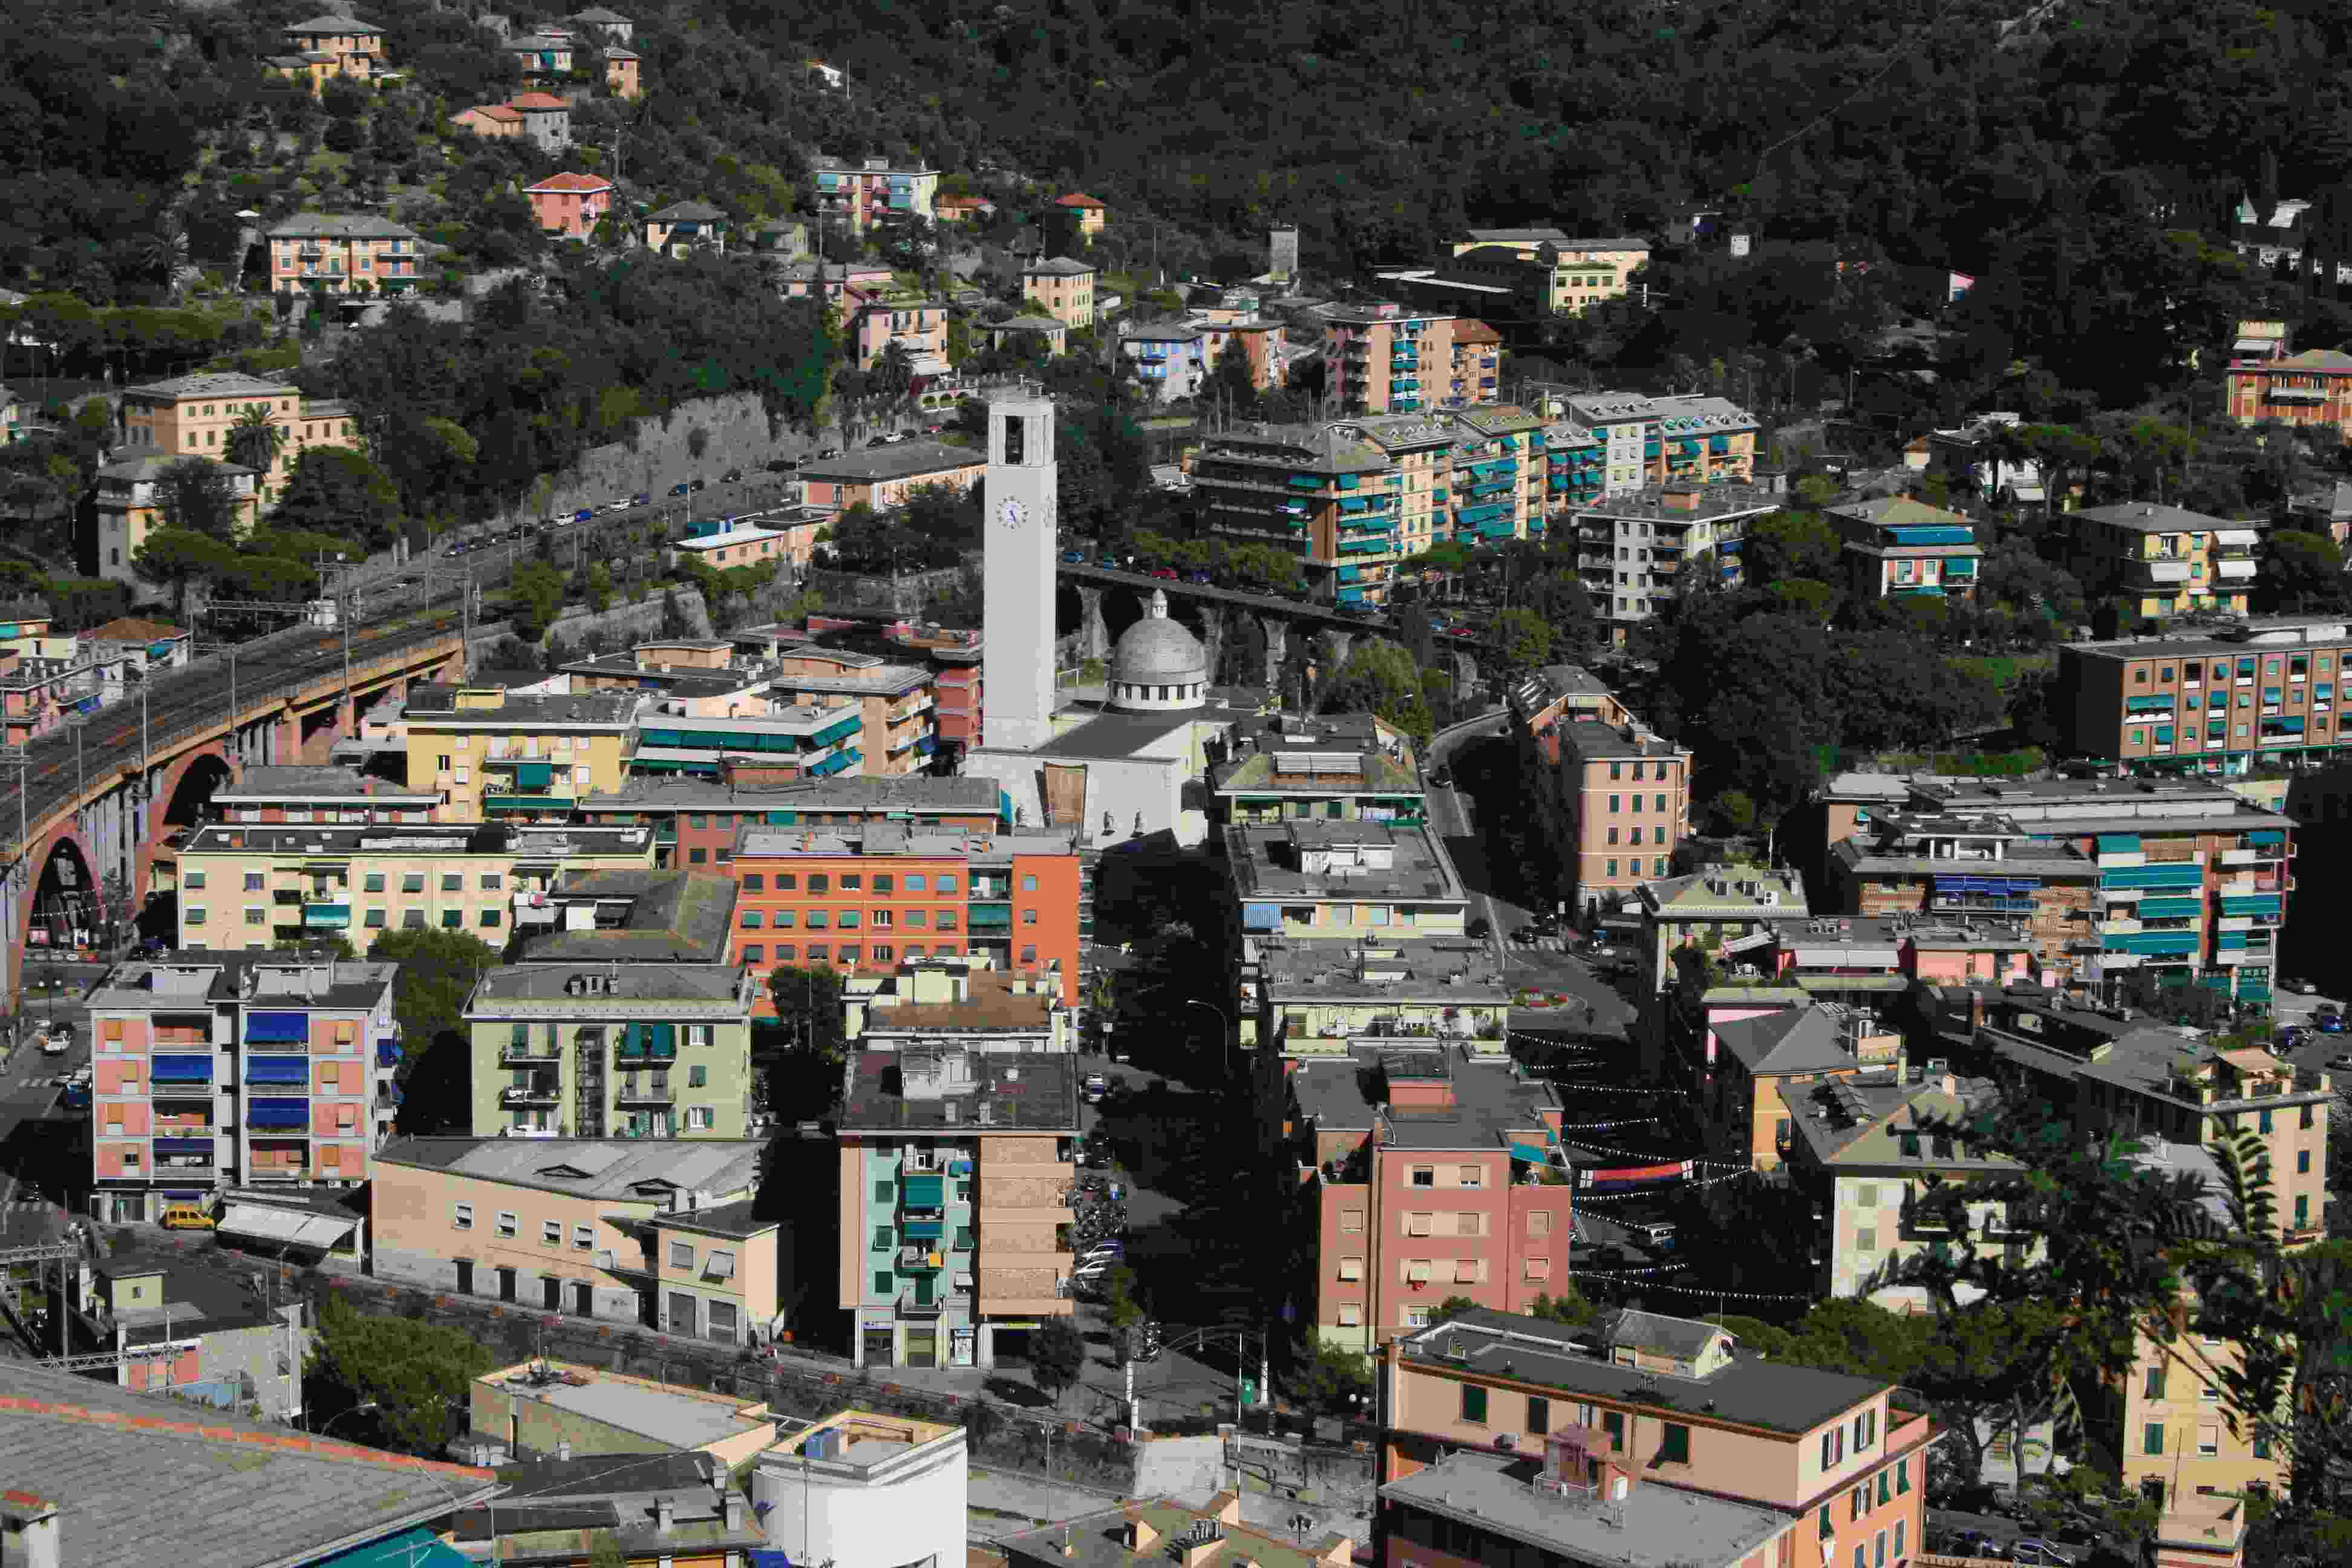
xmin=158 ymin=1204 xmax=215 ymax=1231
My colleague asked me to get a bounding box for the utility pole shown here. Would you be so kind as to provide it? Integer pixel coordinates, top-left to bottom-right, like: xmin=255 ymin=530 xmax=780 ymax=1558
xmin=316 ymin=551 xmax=353 ymax=736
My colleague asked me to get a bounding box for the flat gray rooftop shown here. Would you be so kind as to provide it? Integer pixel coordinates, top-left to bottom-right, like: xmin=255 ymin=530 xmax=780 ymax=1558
xmin=1383 ymin=1450 xmax=1795 ymax=1568
xmin=494 ymin=1374 xmax=765 ymax=1450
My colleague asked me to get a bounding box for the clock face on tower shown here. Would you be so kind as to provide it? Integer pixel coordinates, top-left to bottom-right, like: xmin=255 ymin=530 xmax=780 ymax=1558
xmin=998 ymin=497 xmax=1027 ymax=531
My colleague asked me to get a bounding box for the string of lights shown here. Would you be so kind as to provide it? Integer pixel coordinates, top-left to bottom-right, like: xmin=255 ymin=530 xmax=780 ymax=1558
xmin=1554 ymin=1117 xmax=1662 ymax=1132
xmin=1567 ymin=1166 xmax=1760 ymax=1203
xmin=1579 ymin=1274 xmax=1820 ymax=1305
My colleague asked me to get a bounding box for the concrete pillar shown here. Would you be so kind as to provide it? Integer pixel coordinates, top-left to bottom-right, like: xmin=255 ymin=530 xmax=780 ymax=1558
xmin=1320 ymin=628 xmax=1356 ymax=676
xmin=1195 ymin=604 xmax=1227 ymax=687
xmin=1258 ymin=614 xmax=1288 ymax=694
xmin=1077 ymin=586 xmax=1110 ymax=662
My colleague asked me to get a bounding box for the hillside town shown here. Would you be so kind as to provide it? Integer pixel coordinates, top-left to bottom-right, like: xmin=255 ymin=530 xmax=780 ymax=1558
xmin=0 ymin=3 xmax=2348 ymax=1568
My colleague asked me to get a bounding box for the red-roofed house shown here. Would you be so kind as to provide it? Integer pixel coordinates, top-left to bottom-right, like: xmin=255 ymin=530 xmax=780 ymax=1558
xmin=526 ymin=172 xmax=616 ymax=239
xmin=935 ymin=194 xmax=991 ymax=225
xmin=506 ymin=91 xmax=574 ymax=151
xmin=453 ymin=102 xmax=524 ymax=139
xmin=2227 ymin=345 xmax=2352 ymax=437
xmin=1053 ymin=192 xmax=1108 ymax=237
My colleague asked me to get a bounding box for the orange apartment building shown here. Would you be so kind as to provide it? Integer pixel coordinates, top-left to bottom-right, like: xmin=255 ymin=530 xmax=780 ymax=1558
xmin=526 ymin=172 xmax=616 ymax=240
xmin=117 ymin=370 xmax=363 ymax=507
xmin=800 ymin=440 xmax=987 ymax=512
xmin=267 ymin=213 xmax=426 ymax=299
xmin=1290 ymin=1044 xmax=1575 ymax=1354
xmin=1378 ymin=1308 xmax=1935 ymax=1568
xmin=2057 ymin=620 xmax=2350 ymax=777
xmin=85 ymin=955 xmax=402 ymax=1227
xmin=848 ymin=297 xmax=950 ymax=374
xmin=1321 ymin=304 xmax=1497 ymax=417
xmin=1543 ymin=717 xmax=1691 ymax=918
xmin=1022 ymin=258 xmax=1097 ymax=330
xmin=727 ymin=823 xmax=1085 ymax=1014
xmin=2225 ymin=345 xmax=2352 ymax=437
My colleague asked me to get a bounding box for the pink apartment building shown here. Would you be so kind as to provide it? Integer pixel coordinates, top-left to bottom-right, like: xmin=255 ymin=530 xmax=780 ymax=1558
xmin=525 ymin=172 xmax=616 ymax=239
xmin=1379 ymin=1308 xmax=1935 ymax=1568
xmin=87 ymin=956 xmax=402 ymax=1226
xmin=1550 ymin=718 xmax=1691 ymax=917
xmin=1292 ymin=1044 xmax=1575 ymax=1354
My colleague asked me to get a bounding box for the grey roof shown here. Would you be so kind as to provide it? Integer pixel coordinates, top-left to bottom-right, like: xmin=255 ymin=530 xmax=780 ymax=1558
xmin=466 ymin=958 xmax=748 ymax=1011
xmin=647 ymin=201 xmax=727 ymax=223
xmin=1111 ymin=605 xmax=1207 ymax=685
xmin=1603 ymin=1307 xmax=1723 ymax=1363
xmin=1383 ymin=1450 xmax=1793 ymax=1568
xmin=87 ymin=956 xmax=396 ymax=1012
xmin=568 ymin=5 xmax=632 ymax=21
xmin=1025 ymin=256 xmax=1096 ymax=276
xmin=374 ymin=1137 xmax=767 ymax=1201
xmin=517 ymin=869 xmax=740 ymax=963
xmin=475 ymin=1365 xmax=768 ymax=1452
xmin=403 ymin=684 xmax=640 ymax=725
xmin=1711 ymin=1007 xmax=1857 ymax=1077
xmin=1289 ymin=1045 xmax=1561 ymax=1152
xmin=0 ymin=1358 xmax=499 ymax=1568
xmin=266 ymin=212 xmax=417 ymax=240
xmin=97 ymin=446 xmax=255 ymax=482
xmin=178 ymin=822 xmax=651 ymax=858
xmin=2073 ymin=501 xmax=2232 ymax=534
xmin=986 ymin=314 xmax=1070 ymax=333
xmin=1404 ymin=1307 xmax=1890 ymax=1436
xmin=583 ymin=773 xmax=1002 ymax=817
xmin=1464 ymin=227 xmax=1572 ymax=244
xmin=798 ymin=439 xmax=987 ymax=483
xmin=840 ymin=1048 xmax=1080 ymax=1132
xmin=214 ymin=764 xmax=428 ymax=801
xmin=495 ymin=1451 xmax=712 ymax=1501
xmin=286 ymin=13 xmax=384 ymax=33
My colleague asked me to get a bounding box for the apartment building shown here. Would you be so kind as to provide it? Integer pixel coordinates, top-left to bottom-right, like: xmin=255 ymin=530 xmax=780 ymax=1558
xmin=1828 ymin=809 xmax=2099 ymax=987
xmin=1828 ymin=774 xmax=2295 ymax=1005
xmin=848 ymin=297 xmax=949 ymax=374
xmin=1445 ymin=230 xmax=1651 ymax=313
xmin=583 ymin=774 xmax=1002 ymax=869
xmin=838 ymin=1038 xmax=1080 ymax=1368
xmin=1053 ymin=192 xmax=1108 ymax=237
xmin=464 ymin=958 xmax=759 ymax=1139
xmin=1209 ymin=710 xmax=1424 ymax=829
xmin=1573 ymin=483 xmax=1778 ymax=635
xmin=402 ymin=685 xmax=639 ymax=820
xmin=1446 ymin=404 xmax=1550 ymax=546
xmin=1291 ymin=1045 xmax=1573 ymax=1351
xmin=1700 ymin=1004 xmax=1907 ymax=1171
xmin=1379 ymin=1308 xmax=1935 ymax=1568
xmin=2225 ymin=345 xmax=2352 ymax=437
xmin=1022 ymin=258 xmax=1097 ymax=330
xmin=93 ymin=448 xmax=260 ymax=581
xmin=525 ymin=172 xmax=616 ymax=240
xmin=86 ymin=955 xmax=401 ymax=1226
xmin=267 ymin=214 xmax=425 ymax=300
xmin=998 ymin=1493 xmax=1350 ymax=1568
xmin=812 ymin=157 xmax=940 ymax=235
xmin=2057 ymin=618 xmax=2352 ymax=776
xmin=844 ymin=958 xmax=1071 ymax=1051
xmin=1443 ymin=320 xmax=1504 ymax=408
xmin=2066 ymin=502 xmax=2255 ymax=621
xmin=645 ymin=201 xmax=729 ymax=258
xmin=1321 ymin=304 xmax=1480 ymax=417
xmin=800 ymin=441 xmax=988 ymax=512
xmin=0 ymin=639 xmax=131 ymax=751
xmin=174 ymin=822 xmax=656 ymax=951
xmin=1552 ymin=391 xmax=1759 ymax=497
xmin=1338 ymin=414 xmax=1455 ymax=580
xmin=208 ymin=763 xmax=440 ymax=825
xmin=1250 ymin=938 xmax=1510 ymax=1061
xmin=116 ymin=370 xmax=363 ymax=506
xmin=457 ymin=1452 xmax=767 ymax=1568
xmin=1541 ymin=421 xmax=1607 ymax=512
xmin=1534 ymin=716 xmax=1692 ymax=916
xmin=1193 ymin=422 xmax=1395 ymax=604
xmin=629 ymin=704 xmax=881 ymax=784
xmin=1780 ymin=1069 xmax=2031 ymax=1299
xmin=1828 ymin=497 xmax=1982 ymax=602
xmin=1226 ymin=818 xmax=1472 ymax=952
xmin=505 ymin=25 xmax=574 ymax=83
xmin=372 ymin=1137 xmax=775 ymax=1338
xmin=729 ymin=822 xmax=1086 ymax=1011
xmin=1119 ymin=315 xmax=1281 ymax=400
xmin=1912 ymin=411 xmax=2056 ymax=510
xmin=1632 ymin=865 xmax=1811 ymax=999
xmin=281 ymin=13 xmax=384 ymax=79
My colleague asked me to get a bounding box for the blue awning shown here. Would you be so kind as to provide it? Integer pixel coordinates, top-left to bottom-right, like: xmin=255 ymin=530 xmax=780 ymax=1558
xmin=515 ymin=760 xmax=555 ymax=789
xmin=246 ymin=1057 xmax=309 ymax=1085
xmin=2247 ymin=830 xmax=2286 ymax=844
xmin=1243 ymin=903 xmax=1281 ymax=932
xmin=1510 ymin=1143 xmax=1549 ymax=1163
xmin=903 ymin=1173 xmax=946 ymax=1207
xmin=246 ymin=1011 xmax=308 ymax=1044
xmin=247 ymin=1098 xmax=309 ymax=1129
xmin=2096 ymin=834 xmax=2141 ymax=852
xmin=152 ymin=1138 xmax=215 ymax=1157
xmin=314 ymin=1527 xmax=474 ymax=1568
xmin=151 ymin=1054 xmax=214 ymax=1083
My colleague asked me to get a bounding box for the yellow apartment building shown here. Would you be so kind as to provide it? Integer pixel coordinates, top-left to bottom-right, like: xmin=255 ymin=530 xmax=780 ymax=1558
xmin=2066 ymin=503 xmax=2255 ymax=621
xmin=373 ymin=1137 xmax=776 ymax=1339
xmin=1344 ymin=414 xmax=1457 ymax=573
xmin=173 ymin=821 xmax=657 ymax=950
xmin=465 ymin=959 xmax=760 ymax=1140
xmin=402 ymin=685 xmax=640 ymax=820
xmin=116 ymin=371 xmax=365 ymax=507
xmin=1022 ymin=258 xmax=1096 ymax=330
xmin=267 ymin=214 xmax=426 ymax=301
xmin=95 ymin=448 xmax=262 ymax=584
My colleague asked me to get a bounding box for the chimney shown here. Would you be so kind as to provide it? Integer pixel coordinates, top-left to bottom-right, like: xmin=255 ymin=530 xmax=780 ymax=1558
xmin=656 ymin=1495 xmax=675 ymax=1535
xmin=1126 ymin=1519 xmax=1159 ymax=1552
xmin=1 ymin=1494 xmax=60 ymax=1568
xmin=556 ymin=1439 xmax=572 ymax=1462
xmin=723 ymin=1491 xmax=746 ymax=1531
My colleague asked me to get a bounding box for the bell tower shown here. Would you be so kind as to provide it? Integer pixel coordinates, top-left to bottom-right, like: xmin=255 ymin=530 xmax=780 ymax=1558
xmin=981 ymin=390 xmax=1058 ymax=752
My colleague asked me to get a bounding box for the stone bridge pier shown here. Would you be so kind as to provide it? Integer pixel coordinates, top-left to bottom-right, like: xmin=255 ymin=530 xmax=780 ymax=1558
xmin=1257 ymin=614 xmax=1289 ymax=693
xmin=1194 ymin=604 xmax=1229 ymax=687
xmin=1077 ymin=586 xmax=1111 ymax=662
xmin=1319 ymin=627 xmax=1356 ymax=676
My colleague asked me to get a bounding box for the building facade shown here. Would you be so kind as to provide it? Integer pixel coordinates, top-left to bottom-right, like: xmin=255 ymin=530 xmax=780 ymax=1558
xmin=525 ymin=174 xmax=616 ymax=240
xmin=267 ymin=214 xmax=425 ymax=300
xmin=2058 ymin=619 xmax=2352 ymax=776
xmin=402 ymin=685 xmax=640 ymax=820
xmin=2065 ymin=503 xmax=2255 ymax=621
xmin=800 ymin=441 xmax=988 ymax=513
xmin=1828 ymin=497 xmax=1982 ymax=602
xmin=2225 ymin=346 xmax=2352 ymax=437
xmin=813 ymin=158 xmax=940 ymax=235
xmin=1022 ymin=258 xmax=1097 ymax=330
xmin=94 ymin=449 xmax=261 ymax=583
xmin=87 ymin=956 xmax=402 ymax=1225
xmin=464 ymin=962 xmax=759 ymax=1139
xmin=645 ymin=201 xmax=728 ymax=258
xmin=1319 ymin=305 xmax=1494 ymax=417
xmin=1573 ymin=483 xmax=1775 ymax=635
xmin=116 ymin=371 xmax=363 ymax=508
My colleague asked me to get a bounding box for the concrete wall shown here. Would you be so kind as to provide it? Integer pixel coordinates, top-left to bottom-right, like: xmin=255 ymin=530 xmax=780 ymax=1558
xmin=504 ymin=393 xmax=784 ymax=529
xmin=543 ymin=585 xmax=714 ymax=652
xmin=801 ymin=564 xmax=970 ymax=615
xmin=1132 ymin=1432 xmax=1227 ymax=1504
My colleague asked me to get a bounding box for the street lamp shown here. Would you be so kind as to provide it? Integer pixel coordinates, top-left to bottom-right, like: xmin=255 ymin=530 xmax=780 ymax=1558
xmin=1182 ymin=997 xmax=1230 ymax=1076
xmin=317 ymin=1400 xmax=378 ymax=1439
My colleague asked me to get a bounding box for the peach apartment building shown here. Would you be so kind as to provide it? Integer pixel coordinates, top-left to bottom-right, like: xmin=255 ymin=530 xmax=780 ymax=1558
xmin=1544 ymin=716 xmax=1691 ymax=916
xmin=279 ymin=13 xmax=385 ymax=80
xmin=267 ymin=214 xmax=426 ymax=299
xmin=94 ymin=448 xmax=260 ymax=584
xmin=525 ymin=173 xmax=616 ymax=240
xmin=1022 ymin=258 xmax=1097 ymax=330
xmin=1380 ymin=1308 xmax=1935 ymax=1568
xmin=117 ymin=370 xmax=364 ymax=508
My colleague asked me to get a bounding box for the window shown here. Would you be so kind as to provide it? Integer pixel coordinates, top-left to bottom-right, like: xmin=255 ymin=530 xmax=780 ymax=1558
xmin=1893 ymin=1523 xmax=1906 ymax=1562
xmin=1852 ymin=1488 xmax=1866 ymax=1523
xmin=2145 ymin=1365 xmax=2166 ymax=1399
xmin=1341 ymin=1208 xmax=1364 ymax=1233
xmin=186 ymin=906 xmax=207 ymax=925
xmin=185 ymin=871 xmax=206 ymax=889
xmin=1459 ymin=1383 xmax=1489 ymax=1425
xmin=1875 ymin=1529 xmax=1887 ymax=1568
xmin=743 ymin=874 xmax=764 ymax=892
xmin=482 ymin=873 xmax=503 ymax=890
xmin=1411 ymin=1166 xmax=1435 ymax=1187
xmin=494 ymin=1211 xmax=517 ymax=1238
xmin=744 ymin=944 xmax=764 ymax=964
xmin=1820 ymin=1508 xmax=1834 ymax=1542
xmin=244 ymin=907 xmax=266 ymax=926
xmin=244 ymin=872 xmax=265 ymax=890
xmin=573 ymin=1224 xmax=593 ymax=1250
xmin=1896 ymin=1459 xmax=1909 ymax=1495
xmin=1877 ymin=1470 xmax=1890 ymax=1507
xmin=2197 ymin=1425 xmax=2220 ymax=1458
xmin=1405 ymin=1213 xmax=1433 ymax=1236
xmin=543 ymin=1221 xmax=561 ymax=1246
xmin=906 ymin=874 xmax=926 ymax=890
xmin=1855 ymin=1226 xmax=1877 ymax=1253
xmin=872 ymin=1180 xmax=893 ymax=1203
xmin=1609 ymin=794 xmax=1621 ymax=812
xmin=2299 ymin=1149 xmax=2312 ymax=1175
xmin=1527 ymin=1396 xmax=1550 ymax=1436
xmin=1338 ymin=1256 xmax=1364 ymax=1281
xmin=872 ymin=1271 xmax=893 ymax=1296
xmin=2144 ymin=1422 xmax=2166 ymax=1456
xmin=1021 ymin=908 xmax=1037 ymax=925
xmin=480 ymin=909 xmax=501 ymax=928
xmin=454 ymin=1203 xmax=474 ymax=1230
xmin=809 ymin=874 xmax=829 ymax=893
xmin=1603 ymin=1411 xmax=1624 ymax=1451
xmin=741 ymin=910 xmax=765 ymax=929
xmin=2254 ymin=1432 xmax=2273 ymax=1460
xmin=402 ymin=873 xmax=425 ymax=893
xmin=441 ymin=874 xmax=462 ymax=892
xmin=1659 ymin=1422 xmax=1690 ymax=1464
xmin=1458 ymin=1164 xmax=1483 ymax=1187
xmin=1337 ymin=1304 xmax=1364 ymax=1327
xmin=668 ymin=1240 xmax=693 ymax=1269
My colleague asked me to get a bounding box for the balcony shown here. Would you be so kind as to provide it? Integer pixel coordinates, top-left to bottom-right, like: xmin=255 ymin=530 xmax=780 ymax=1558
xmin=615 ymin=1079 xmax=675 ymax=1105
xmin=2130 ymin=558 xmax=2193 ymax=586
xmin=501 ymin=1082 xmax=560 ymax=1107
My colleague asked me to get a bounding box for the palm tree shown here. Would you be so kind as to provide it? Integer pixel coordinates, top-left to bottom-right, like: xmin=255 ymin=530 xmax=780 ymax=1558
xmin=225 ymin=404 xmax=287 ymax=485
xmin=139 ymin=220 xmax=192 ymax=302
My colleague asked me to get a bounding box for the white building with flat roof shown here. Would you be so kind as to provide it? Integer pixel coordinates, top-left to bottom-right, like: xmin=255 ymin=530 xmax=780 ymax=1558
xmin=753 ymin=1409 xmax=967 ymax=1568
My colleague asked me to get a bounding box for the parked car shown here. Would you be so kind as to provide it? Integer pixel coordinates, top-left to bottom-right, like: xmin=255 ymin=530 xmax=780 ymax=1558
xmin=1184 ymin=570 xmax=1212 ymax=584
xmin=1430 ymin=765 xmax=1452 ymax=786
xmin=1097 ymin=555 xmax=1119 ymax=569
xmin=689 ymin=478 xmax=707 ymax=491
xmin=1150 ymin=566 xmax=1179 ymax=580
xmin=2010 ymin=1541 xmax=2077 ymax=1567
xmin=159 ymin=1203 xmax=215 ymax=1231
xmin=1083 ymin=1073 xmax=1109 ymax=1103
xmin=570 ymin=508 xmax=596 ymax=524
xmin=816 ymin=445 xmax=841 ymax=460
xmin=1467 ymin=916 xmax=1492 ymax=940
xmin=2320 ymin=1013 xmax=2347 ymax=1035
xmin=1081 ymin=1240 xmax=1125 ymax=1261
xmin=631 ymin=492 xmax=651 ymax=506
xmin=668 ymin=481 xmax=692 ymax=495
xmin=722 ymin=467 xmax=744 ymax=482
xmin=1062 ymin=549 xmax=1088 ymax=564
xmin=867 ymin=434 xmax=893 ymax=448
xmin=1935 ymin=1530 xmax=2007 ymax=1560
xmin=765 ymin=460 xmax=799 ymax=474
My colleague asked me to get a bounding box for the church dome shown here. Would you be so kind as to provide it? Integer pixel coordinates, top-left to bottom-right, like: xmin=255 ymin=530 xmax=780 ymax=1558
xmin=1108 ymin=590 xmax=1208 ymax=711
